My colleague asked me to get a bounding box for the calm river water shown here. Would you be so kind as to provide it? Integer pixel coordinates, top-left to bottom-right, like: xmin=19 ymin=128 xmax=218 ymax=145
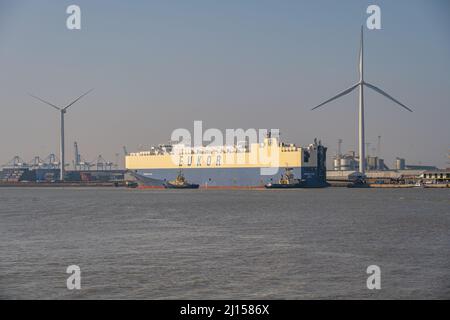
xmin=0 ymin=187 xmax=449 ymax=299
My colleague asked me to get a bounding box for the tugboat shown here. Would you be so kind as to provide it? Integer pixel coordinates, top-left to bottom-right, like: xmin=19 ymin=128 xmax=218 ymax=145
xmin=125 ymin=181 xmax=138 ymax=188
xmin=165 ymin=171 xmax=199 ymax=189
xmin=265 ymin=168 xmax=305 ymax=189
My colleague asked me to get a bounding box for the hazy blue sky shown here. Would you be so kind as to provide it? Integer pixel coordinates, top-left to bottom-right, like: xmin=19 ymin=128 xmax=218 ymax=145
xmin=0 ymin=0 xmax=449 ymax=168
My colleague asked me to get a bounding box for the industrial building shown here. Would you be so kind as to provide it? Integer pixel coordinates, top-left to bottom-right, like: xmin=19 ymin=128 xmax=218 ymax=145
xmin=332 ymin=153 xmax=388 ymax=171
xmin=421 ymin=169 xmax=450 ymax=184
xmin=328 ymin=140 xmax=442 ymax=184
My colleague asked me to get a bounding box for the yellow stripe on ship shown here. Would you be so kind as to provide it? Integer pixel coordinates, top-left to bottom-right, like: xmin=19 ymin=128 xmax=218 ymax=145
xmin=126 ymin=138 xmax=318 ymax=170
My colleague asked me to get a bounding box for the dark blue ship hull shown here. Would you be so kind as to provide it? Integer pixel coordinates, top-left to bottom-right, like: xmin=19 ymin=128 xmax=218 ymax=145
xmin=131 ymin=166 xmax=327 ymax=188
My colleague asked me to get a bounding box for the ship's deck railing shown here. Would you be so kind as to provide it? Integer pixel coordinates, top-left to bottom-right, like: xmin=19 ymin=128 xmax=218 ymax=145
xmin=129 ymin=142 xmax=304 ymax=157
xmin=129 ymin=146 xmax=303 ymax=156
xmin=130 ymin=149 xmax=250 ymax=156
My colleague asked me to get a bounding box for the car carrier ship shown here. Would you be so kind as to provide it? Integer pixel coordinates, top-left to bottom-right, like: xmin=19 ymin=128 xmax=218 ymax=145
xmin=125 ymin=133 xmax=328 ymax=188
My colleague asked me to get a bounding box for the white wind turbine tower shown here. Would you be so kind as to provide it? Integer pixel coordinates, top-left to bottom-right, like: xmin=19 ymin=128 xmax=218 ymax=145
xmin=29 ymin=89 xmax=94 ymax=181
xmin=311 ymin=27 xmax=413 ymax=175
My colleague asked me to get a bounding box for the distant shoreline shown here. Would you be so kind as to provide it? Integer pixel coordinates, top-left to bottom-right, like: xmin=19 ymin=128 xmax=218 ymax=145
xmin=1 ymin=182 xmax=448 ymax=189
xmin=0 ymin=182 xmax=123 ymax=188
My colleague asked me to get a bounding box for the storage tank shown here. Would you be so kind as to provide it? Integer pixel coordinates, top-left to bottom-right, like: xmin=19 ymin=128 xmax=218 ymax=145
xmin=333 ymin=159 xmax=341 ymax=171
xmin=340 ymin=158 xmax=352 ymax=171
xmin=395 ymin=158 xmax=406 ymax=170
xmin=367 ymin=156 xmax=378 ymax=170
xmin=378 ymin=158 xmax=385 ymax=170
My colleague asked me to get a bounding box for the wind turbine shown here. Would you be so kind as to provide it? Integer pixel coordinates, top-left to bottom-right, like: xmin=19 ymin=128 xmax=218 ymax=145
xmin=29 ymin=89 xmax=93 ymax=181
xmin=311 ymin=27 xmax=413 ymax=175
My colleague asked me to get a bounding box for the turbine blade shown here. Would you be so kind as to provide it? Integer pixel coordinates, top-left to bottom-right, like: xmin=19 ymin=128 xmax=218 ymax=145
xmin=63 ymin=88 xmax=94 ymax=111
xmin=359 ymin=26 xmax=364 ymax=81
xmin=311 ymin=83 xmax=359 ymax=111
xmin=364 ymin=82 xmax=413 ymax=112
xmin=28 ymin=93 xmax=61 ymax=111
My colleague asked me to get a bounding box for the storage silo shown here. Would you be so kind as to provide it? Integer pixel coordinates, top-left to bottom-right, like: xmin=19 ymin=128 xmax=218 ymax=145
xmin=395 ymin=157 xmax=406 ymax=170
